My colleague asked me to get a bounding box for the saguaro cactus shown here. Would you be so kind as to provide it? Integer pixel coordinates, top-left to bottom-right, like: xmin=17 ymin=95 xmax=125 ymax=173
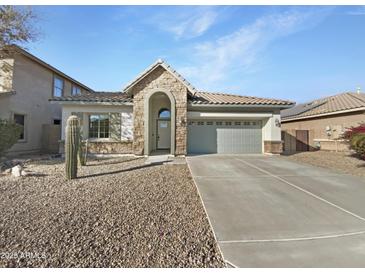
xmin=65 ymin=115 xmax=80 ymax=179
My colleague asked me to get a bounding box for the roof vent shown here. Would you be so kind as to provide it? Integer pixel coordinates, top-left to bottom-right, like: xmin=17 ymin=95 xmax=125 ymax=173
xmin=357 ymin=87 xmax=361 ymax=94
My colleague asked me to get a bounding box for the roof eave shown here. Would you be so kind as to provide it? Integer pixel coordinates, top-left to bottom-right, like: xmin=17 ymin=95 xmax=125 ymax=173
xmin=49 ymin=99 xmax=133 ymax=106
xmin=12 ymin=45 xmax=94 ymax=92
xmin=189 ymin=103 xmax=295 ymax=109
xmin=282 ymin=106 xmax=365 ymax=122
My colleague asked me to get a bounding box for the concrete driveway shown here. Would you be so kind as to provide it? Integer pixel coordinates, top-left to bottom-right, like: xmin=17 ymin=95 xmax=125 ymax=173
xmin=186 ymin=155 xmax=365 ymax=267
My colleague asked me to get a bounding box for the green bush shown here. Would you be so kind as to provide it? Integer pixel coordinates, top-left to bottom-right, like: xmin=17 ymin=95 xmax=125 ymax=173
xmin=349 ymin=133 xmax=365 ymax=159
xmin=0 ymin=119 xmax=23 ymax=156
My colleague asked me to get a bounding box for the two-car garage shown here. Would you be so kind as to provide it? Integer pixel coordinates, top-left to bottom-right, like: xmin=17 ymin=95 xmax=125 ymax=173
xmin=187 ymin=120 xmax=263 ymax=154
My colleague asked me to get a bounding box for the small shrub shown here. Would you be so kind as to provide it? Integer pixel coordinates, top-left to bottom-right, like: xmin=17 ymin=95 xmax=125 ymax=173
xmin=343 ymin=124 xmax=365 ymax=140
xmin=0 ymin=119 xmax=22 ymax=156
xmin=343 ymin=124 xmax=365 ymax=159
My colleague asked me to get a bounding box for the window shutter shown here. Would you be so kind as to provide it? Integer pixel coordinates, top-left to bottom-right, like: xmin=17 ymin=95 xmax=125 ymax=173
xmin=109 ymin=113 xmax=121 ymax=140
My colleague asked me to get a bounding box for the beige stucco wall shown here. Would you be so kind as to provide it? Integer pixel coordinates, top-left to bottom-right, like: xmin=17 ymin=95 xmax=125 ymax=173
xmin=282 ymin=111 xmax=365 ymax=141
xmin=0 ymin=53 xmax=89 ymax=154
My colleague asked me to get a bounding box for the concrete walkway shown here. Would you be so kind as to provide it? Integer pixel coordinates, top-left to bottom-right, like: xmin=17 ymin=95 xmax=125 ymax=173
xmin=186 ymin=155 xmax=365 ymax=267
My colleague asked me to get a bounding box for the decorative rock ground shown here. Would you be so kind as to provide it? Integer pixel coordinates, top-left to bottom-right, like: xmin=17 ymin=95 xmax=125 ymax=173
xmin=0 ymin=157 xmax=224 ymax=267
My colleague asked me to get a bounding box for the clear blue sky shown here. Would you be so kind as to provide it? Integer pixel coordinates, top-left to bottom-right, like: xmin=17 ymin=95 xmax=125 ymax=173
xmin=27 ymin=5 xmax=365 ymax=103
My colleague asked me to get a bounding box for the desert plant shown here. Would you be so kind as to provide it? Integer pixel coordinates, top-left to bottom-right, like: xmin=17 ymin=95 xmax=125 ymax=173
xmin=0 ymin=119 xmax=22 ymax=156
xmin=65 ymin=115 xmax=80 ymax=179
xmin=342 ymin=124 xmax=365 ymax=159
xmin=349 ymin=134 xmax=365 ymax=159
xmin=78 ymin=139 xmax=87 ymax=166
xmin=342 ymin=124 xmax=365 ymax=140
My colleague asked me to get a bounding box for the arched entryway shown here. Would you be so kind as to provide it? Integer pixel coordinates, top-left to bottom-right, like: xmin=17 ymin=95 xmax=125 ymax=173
xmin=144 ymin=89 xmax=175 ymax=155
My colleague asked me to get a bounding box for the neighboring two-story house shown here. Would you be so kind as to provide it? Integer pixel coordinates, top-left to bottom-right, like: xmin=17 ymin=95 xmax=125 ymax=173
xmin=0 ymin=46 xmax=93 ymax=155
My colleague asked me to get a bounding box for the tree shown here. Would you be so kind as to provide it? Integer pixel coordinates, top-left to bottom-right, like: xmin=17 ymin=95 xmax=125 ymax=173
xmin=0 ymin=5 xmax=39 ymax=56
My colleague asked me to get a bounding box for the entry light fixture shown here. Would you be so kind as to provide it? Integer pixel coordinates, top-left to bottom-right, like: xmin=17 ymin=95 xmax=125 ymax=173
xmin=275 ymin=118 xmax=281 ymax=127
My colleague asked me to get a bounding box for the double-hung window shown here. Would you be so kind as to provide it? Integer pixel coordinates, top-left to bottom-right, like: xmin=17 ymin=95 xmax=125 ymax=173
xmin=53 ymin=76 xmax=64 ymax=97
xmin=72 ymin=85 xmax=81 ymax=95
xmin=14 ymin=114 xmax=25 ymax=141
xmin=89 ymin=114 xmax=110 ymax=138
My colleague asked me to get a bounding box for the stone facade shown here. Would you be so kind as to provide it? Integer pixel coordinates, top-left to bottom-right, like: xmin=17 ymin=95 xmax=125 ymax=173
xmin=130 ymin=66 xmax=188 ymax=155
xmin=59 ymin=140 xmax=133 ymax=154
xmin=264 ymin=141 xmax=283 ymax=154
xmin=87 ymin=141 xmax=133 ymax=154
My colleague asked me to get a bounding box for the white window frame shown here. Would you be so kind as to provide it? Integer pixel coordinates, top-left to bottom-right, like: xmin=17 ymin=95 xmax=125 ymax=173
xmin=88 ymin=113 xmax=111 ymax=140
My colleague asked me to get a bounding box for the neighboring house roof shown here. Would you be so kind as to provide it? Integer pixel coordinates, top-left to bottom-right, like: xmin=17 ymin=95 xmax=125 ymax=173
xmin=123 ymin=59 xmax=198 ymax=94
xmin=281 ymin=92 xmax=365 ymax=121
xmin=8 ymin=45 xmax=94 ymax=92
xmin=52 ymin=90 xmax=294 ymax=107
xmin=190 ymin=91 xmax=294 ymax=106
xmin=51 ymin=91 xmax=132 ymax=103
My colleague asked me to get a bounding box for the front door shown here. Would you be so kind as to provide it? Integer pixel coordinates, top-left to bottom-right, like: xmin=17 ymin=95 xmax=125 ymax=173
xmin=157 ymin=120 xmax=171 ymax=149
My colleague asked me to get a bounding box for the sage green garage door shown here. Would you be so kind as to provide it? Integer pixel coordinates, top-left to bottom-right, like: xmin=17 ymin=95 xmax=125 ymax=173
xmin=187 ymin=120 xmax=262 ymax=154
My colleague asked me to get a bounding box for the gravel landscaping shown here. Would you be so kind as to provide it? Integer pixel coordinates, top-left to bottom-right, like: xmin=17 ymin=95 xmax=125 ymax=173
xmin=283 ymin=150 xmax=365 ymax=178
xmin=0 ymin=157 xmax=224 ymax=267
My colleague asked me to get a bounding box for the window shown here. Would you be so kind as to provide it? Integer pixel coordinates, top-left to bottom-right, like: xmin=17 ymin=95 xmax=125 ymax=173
xmin=244 ymin=121 xmax=250 ymax=126
xmin=235 ymin=121 xmax=241 ymax=126
xmin=72 ymin=85 xmax=81 ymax=95
xmin=197 ymin=121 xmax=204 ymax=126
xmin=53 ymin=119 xmax=61 ymax=125
xmin=225 ymin=121 xmax=232 ymax=126
xmin=14 ymin=114 xmax=25 ymax=141
xmin=207 ymin=121 xmax=213 ymax=126
xmin=158 ymin=108 xmax=170 ymax=119
xmin=89 ymin=114 xmax=110 ymax=138
xmin=53 ymin=77 xmax=64 ymax=97
xmin=216 ymin=121 xmax=223 ymax=126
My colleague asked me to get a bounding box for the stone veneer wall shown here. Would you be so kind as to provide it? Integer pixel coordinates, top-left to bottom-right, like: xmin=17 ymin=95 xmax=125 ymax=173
xmin=264 ymin=141 xmax=283 ymax=154
xmin=86 ymin=141 xmax=133 ymax=154
xmin=59 ymin=141 xmax=133 ymax=154
xmin=130 ymin=66 xmax=187 ymax=155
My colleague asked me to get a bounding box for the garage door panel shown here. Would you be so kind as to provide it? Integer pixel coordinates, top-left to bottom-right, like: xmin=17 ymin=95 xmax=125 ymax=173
xmin=187 ymin=124 xmax=217 ymax=154
xmin=188 ymin=120 xmax=262 ymax=154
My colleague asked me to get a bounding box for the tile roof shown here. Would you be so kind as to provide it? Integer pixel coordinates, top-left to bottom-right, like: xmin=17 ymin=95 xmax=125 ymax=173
xmin=122 ymin=59 xmax=198 ymax=94
xmin=281 ymin=92 xmax=365 ymax=121
xmin=189 ymin=91 xmax=294 ymax=106
xmin=51 ymin=90 xmax=294 ymax=107
xmin=50 ymin=91 xmax=132 ymax=103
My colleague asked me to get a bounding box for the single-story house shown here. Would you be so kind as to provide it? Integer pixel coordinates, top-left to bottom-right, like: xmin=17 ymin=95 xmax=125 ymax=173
xmin=51 ymin=59 xmax=294 ymax=156
xmin=281 ymin=91 xmax=365 ymax=152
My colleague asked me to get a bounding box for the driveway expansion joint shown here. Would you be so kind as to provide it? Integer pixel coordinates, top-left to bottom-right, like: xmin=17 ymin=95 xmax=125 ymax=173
xmin=218 ymin=230 xmax=365 ymax=244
